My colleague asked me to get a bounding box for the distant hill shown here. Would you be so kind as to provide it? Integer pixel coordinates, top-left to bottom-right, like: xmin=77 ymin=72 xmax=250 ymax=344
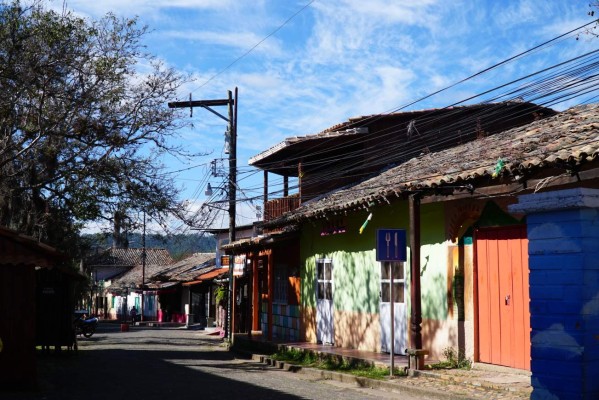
xmin=83 ymin=232 xmax=216 ymax=261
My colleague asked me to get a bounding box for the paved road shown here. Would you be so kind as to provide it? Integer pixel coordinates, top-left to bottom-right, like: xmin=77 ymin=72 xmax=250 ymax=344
xmin=3 ymin=324 xmax=421 ymax=400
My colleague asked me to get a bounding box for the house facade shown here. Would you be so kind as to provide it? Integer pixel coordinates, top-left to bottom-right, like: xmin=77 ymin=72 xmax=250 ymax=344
xmin=85 ymin=247 xmax=173 ymax=319
xmin=227 ymin=102 xmax=599 ymax=399
xmin=148 ymin=252 xmax=217 ymax=325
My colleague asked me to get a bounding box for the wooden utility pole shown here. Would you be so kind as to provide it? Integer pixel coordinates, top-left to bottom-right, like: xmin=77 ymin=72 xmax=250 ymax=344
xmin=141 ymin=211 xmax=146 ymax=322
xmin=409 ymin=193 xmax=423 ymax=354
xmin=168 ymin=89 xmax=237 ymax=341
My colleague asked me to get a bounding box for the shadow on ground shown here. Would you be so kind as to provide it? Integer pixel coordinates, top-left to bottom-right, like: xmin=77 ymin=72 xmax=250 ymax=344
xmin=3 ymin=336 xmax=306 ymax=400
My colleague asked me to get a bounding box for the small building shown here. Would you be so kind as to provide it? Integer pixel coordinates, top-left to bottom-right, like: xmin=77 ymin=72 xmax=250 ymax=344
xmin=149 ymin=252 xmax=216 ymax=324
xmin=0 ymin=226 xmax=69 ymax=388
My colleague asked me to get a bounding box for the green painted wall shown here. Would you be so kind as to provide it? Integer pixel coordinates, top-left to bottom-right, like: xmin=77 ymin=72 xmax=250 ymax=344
xmin=300 ymin=201 xmax=449 ymax=320
xmin=418 ymin=203 xmax=448 ymax=320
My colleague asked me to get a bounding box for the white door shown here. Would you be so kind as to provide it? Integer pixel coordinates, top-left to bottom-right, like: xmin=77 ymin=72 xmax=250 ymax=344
xmin=380 ymin=261 xmax=407 ymax=354
xmin=316 ymin=259 xmax=334 ymax=344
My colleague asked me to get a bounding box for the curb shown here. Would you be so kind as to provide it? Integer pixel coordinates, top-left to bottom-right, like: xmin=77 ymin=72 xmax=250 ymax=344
xmin=415 ymin=369 xmax=532 ymax=397
xmin=251 ymin=354 xmax=477 ymax=400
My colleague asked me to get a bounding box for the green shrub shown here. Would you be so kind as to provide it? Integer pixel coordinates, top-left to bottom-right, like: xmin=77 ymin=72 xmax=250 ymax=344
xmin=430 ymin=347 xmax=472 ymax=370
xmin=272 ymin=348 xmax=406 ymax=379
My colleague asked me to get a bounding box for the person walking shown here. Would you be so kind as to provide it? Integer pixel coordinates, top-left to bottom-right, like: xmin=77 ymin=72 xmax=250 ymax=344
xmin=130 ymin=306 xmax=138 ymax=323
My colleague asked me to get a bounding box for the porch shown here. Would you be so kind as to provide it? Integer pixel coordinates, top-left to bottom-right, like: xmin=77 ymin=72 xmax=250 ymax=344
xmin=231 ymin=332 xmax=532 ymax=398
xmin=233 ymin=331 xmax=430 ymax=369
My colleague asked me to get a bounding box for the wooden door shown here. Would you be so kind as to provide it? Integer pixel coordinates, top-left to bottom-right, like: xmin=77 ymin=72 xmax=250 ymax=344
xmin=475 ymin=225 xmax=530 ymax=370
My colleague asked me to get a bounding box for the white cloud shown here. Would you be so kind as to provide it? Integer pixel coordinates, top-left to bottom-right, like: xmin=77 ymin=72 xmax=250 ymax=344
xmin=56 ymin=0 xmax=234 ymax=18
xmin=162 ymin=29 xmax=283 ymax=56
xmin=67 ymin=0 xmax=599 ymax=235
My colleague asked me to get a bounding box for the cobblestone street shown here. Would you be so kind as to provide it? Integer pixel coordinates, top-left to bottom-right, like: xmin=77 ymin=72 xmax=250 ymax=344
xmin=2 ymin=323 xmax=533 ymax=400
xmin=2 ymin=324 xmax=426 ymax=400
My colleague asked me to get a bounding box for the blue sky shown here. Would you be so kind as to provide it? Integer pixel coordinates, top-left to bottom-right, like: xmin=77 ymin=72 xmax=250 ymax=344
xmin=56 ymin=0 xmax=598 ymax=232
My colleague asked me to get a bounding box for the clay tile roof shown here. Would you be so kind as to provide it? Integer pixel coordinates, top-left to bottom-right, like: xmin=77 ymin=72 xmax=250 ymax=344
xmin=268 ymin=103 xmax=599 ymax=224
xmin=86 ymin=247 xmax=173 ymax=267
xmin=150 ymin=252 xmax=216 ymax=282
xmin=248 ymin=101 xmax=548 ymax=166
xmin=112 ymin=252 xmax=215 ymax=288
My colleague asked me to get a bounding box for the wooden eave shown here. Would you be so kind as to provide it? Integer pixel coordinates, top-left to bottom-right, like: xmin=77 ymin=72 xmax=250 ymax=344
xmin=0 ymin=227 xmax=65 ymax=268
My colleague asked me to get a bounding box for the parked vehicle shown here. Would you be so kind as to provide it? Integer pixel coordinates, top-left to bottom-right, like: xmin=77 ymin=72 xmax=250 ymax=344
xmin=74 ymin=314 xmax=99 ymax=338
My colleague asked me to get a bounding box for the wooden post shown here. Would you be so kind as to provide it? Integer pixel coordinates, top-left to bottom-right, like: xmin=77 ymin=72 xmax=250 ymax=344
xmin=298 ymin=161 xmax=303 ymax=205
xmin=231 ymin=274 xmax=237 ymax=337
xmin=409 ymin=194 xmax=423 ymax=357
xmin=263 ymin=170 xmax=268 ymax=220
xmin=252 ymin=256 xmax=259 ymax=332
xmin=283 ymin=175 xmax=289 ymax=197
xmin=267 ymin=252 xmax=273 ymax=341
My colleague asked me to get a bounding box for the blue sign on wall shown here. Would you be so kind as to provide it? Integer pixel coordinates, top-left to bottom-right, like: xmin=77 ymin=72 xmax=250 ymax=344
xmin=376 ymin=229 xmax=407 ymax=261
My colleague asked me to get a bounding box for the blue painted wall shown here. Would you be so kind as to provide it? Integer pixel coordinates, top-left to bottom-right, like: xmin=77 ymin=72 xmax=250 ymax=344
xmin=525 ymin=205 xmax=599 ymax=399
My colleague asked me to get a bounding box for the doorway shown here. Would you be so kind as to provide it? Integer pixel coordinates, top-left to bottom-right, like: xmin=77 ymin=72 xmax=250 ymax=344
xmin=475 ymin=225 xmax=530 ymax=370
xmin=379 ymin=261 xmax=407 ymax=354
xmin=316 ymin=259 xmax=334 ymax=345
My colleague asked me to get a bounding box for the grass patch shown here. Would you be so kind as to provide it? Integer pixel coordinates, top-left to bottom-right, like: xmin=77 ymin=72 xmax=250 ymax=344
xmin=271 ymin=347 xmax=406 ymax=379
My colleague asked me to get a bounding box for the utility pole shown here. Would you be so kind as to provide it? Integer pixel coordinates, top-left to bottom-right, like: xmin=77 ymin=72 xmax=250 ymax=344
xmin=168 ymin=88 xmax=237 ymax=341
xmin=141 ymin=211 xmax=146 ymax=322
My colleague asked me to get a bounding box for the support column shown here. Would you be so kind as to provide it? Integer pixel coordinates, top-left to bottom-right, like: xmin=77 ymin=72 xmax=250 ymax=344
xmin=252 ymin=256 xmax=259 ymax=332
xmin=509 ymin=188 xmax=599 ymax=400
xmin=231 ymin=275 xmax=237 ymax=336
xmin=263 ymin=170 xmax=268 ymax=217
xmin=267 ymin=252 xmax=274 ymax=341
xmin=408 ymin=193 xmax=425 ymax=370
xmin=298 ymin=161 xmax=303 ymax=205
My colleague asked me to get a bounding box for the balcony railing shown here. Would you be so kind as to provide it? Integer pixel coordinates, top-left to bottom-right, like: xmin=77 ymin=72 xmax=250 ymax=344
xmin=264 ymin=194 xmax=300 ymax=222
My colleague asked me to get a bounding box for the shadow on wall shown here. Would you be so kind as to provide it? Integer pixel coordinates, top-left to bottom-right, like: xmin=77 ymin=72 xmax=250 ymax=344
xmin=333 ymin=251 xmax=380 ymax=351
xmin=419 ymin=273 xmax=455 ymax=360
xmin=417 ymin=243 xmax=470 ymax=361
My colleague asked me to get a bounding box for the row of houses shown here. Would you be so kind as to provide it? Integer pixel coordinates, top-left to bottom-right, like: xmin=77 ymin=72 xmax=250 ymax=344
xmin=84 ymin=226 xmax=256 ymax=327
xmin=223 ymin=101 xmax=599 ymax=400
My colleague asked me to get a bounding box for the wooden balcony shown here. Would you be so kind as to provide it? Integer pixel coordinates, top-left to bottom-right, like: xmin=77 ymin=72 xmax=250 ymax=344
xmin=264 ymin=194 xmax=300 ymax=222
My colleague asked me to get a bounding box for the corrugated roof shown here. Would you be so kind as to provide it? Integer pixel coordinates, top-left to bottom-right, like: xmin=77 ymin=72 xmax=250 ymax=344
xmin=267 ymin=103 xmax=599 ymax=224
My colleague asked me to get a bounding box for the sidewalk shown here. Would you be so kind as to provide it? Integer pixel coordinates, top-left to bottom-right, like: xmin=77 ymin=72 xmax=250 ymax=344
xmin=231 ymin=333 xmax=532 ymax=400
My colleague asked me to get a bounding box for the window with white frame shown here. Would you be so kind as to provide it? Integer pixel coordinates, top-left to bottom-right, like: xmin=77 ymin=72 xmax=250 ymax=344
xmin=316 ymin=259 xmax=333 ymax=300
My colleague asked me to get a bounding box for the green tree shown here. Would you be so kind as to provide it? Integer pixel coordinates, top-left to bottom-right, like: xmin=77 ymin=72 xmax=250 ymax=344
xmin=0 ymin=1 xmax=193 ymax=256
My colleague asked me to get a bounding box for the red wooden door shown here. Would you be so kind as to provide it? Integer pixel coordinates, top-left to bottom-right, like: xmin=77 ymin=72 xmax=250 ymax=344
xmin=475 ymin=226 xmax=530 ymax=370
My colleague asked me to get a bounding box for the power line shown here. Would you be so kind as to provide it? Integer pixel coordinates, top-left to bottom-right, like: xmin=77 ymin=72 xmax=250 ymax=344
xmin=174 ymin=17 xmax=599 ymax=231
xmin=189 ymin=0 xmax=316 ymax=92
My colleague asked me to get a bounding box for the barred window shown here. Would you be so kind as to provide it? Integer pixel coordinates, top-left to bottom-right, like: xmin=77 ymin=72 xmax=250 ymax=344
xmin=274 ymin=264 xmax=288 ymax=304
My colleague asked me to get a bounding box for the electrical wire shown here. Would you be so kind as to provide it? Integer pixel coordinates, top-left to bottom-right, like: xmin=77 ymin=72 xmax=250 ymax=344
xmin=188 ymin=0 xmax=316 ymax=93
xmin=175 ymin=18 xmax=599 ymax=231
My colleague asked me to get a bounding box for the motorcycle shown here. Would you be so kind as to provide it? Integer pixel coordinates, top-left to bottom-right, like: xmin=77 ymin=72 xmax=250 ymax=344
xmin=74 ymin=314 xmax=99 ymax=338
